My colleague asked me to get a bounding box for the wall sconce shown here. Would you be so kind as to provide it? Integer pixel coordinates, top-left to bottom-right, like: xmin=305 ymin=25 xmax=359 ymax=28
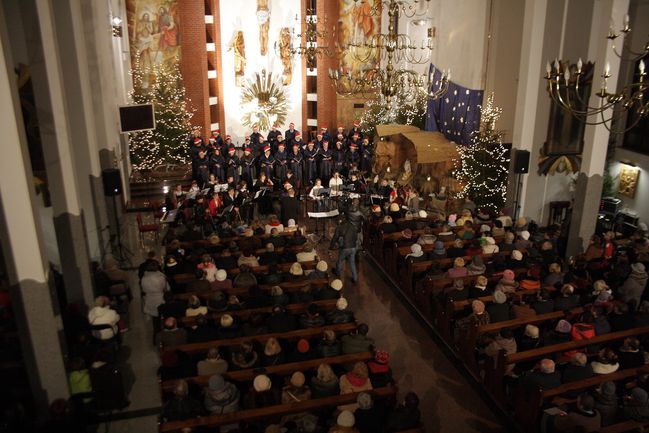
xmin=111 ymin=16 xmax=123 ymax=38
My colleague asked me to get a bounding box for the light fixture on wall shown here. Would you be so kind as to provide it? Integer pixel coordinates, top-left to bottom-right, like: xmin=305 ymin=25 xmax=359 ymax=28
xmin=111 ymin=16 xmax=123 ymax=38
xmin=327 ymin=0 xmax=449 ymax=108
xmin=544 ymin=14 xmax=647 ymax=134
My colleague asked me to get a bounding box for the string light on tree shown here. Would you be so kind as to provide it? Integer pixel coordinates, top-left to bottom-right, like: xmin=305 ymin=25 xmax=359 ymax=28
xmin=128 ymin=54 xmax=194 ymax=171
xmin=453 ymin=93 xmax=510 ymax=213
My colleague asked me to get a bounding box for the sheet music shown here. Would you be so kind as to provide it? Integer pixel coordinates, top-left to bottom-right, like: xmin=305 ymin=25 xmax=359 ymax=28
xmin=307 ymin=209 xmax=340 ymax=218
xmin=160 ymin=209 xmax=178 ymax=223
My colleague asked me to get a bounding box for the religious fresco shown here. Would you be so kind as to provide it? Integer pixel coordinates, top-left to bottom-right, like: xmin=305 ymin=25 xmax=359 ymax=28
xmin=126 ymin=0 xmax=181 ymax=90
xmin=338 ymin=0 xmax=381 ymax=74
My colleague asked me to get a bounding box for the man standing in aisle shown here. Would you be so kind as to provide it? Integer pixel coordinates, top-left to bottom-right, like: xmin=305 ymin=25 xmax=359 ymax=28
xmin=330 ymin=216 xmax=359 ymax=284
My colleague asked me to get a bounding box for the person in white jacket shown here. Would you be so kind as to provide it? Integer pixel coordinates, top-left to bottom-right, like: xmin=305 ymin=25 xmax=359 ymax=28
xmin=88 ymin=296 xmax=120 ymax=340
xmin=141 ymin=261 xmax=170 ymax=336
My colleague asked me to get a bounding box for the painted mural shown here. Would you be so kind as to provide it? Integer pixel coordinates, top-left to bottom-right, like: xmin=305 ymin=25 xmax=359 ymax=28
xmin=338 ymin=0 xmax=381 ymax=74
xmin=126 ymin=0 xmax=181 ymax=90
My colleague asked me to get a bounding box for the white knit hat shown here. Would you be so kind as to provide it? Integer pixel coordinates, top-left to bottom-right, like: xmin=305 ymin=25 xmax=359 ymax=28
xmin=336 ymin=297 xmax=348 ymax=310
xmin=337 ymin=410 xmax=355 ymax=427
xmin=316 ymin=260 xmax=328 ymax=272
xmin=253 ymin=374 xmax=272 ymax=392
xmin=330 ymin=279 xmax=343 ymax=291
xmin=220 ymin=314 xmax=233 ymax=328
xmin=216 ymin=269 xmax=227 ymax=282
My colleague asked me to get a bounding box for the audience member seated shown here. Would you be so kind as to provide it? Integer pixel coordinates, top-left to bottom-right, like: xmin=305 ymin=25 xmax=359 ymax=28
xmin=367 ymin=350 xmax=393 ymax=388
xmin=383 ymin=392 xmax=422 ymax=432
xmin=161 ymin=379 xmax=204 ymax=422
xmin=329 ymin=410 xmax=359 ymax=433
xmin=231 ymin=341 xmax=259 ymax=370
xmin=217 ymin=314 xmax=242 ymax=339
xmin=233 ymin=264 xmax=258 ymax=289
xmin=486 ymin=290 xmax=512 ymax=323
xmin=311 ymin=363 xmax=340 ymax=398
xmin=237 ymin=249 xmax=260 ymax=268
xmin=327 ymin=297 xmax=355 ymax=324
xmin=561 ymin=353 xmax=594 ymax=383
xmin=550 ymin=393 xmax=601 ymax=433
xmin=619 ymin=387 xmax=649 ymax=422
xmin=339 ymin=362 xmax=373 ymax=412
xmin=188 ymin=314 xmax=219 ymax=343
xmin=446 ymin=257 xmax=468 ymax=279
xmin=262 ymin=337 xmax=285 ymax=366
xmin=591 ymin=348 xmax=620 ymax=375
xmin=266 ymin=305 xmax=298 ymax=333
xmin=203 ymin=374 xmax=240 ymax=415
xmin=521 ymin=358 xmax=562 ymax=391
xmin=197 ymin=347 xmax=228 ymax=376
xmin=296 ymin=244 xmax=319 ymax=263
xmin=156 ymin=318 xmax=187 ymax=347
xmin=341 ymin=324 xmax=374 ymax=354
xmin=300 ymin=303 xmax=326 ymax=328
xmin=310 ymin=260 xmax=329 ymax=280
xmin=88 ymin=296 xmax=120 ymax=340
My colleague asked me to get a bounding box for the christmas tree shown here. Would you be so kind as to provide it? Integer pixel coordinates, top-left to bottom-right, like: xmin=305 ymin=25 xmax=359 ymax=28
xmin=453 ymin=93 xmax=510 ymax=213
xmin=128 ymin=56 xmax=193 ymax=171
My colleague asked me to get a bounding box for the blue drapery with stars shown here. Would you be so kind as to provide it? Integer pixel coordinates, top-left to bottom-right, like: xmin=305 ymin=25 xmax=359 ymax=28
xmin=425 ymin=64 xmax=484 ymax=145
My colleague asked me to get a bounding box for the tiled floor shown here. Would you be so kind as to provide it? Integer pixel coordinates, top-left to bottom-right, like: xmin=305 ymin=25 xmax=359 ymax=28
xmin=102 ymin=216 xmax=505 ymax=433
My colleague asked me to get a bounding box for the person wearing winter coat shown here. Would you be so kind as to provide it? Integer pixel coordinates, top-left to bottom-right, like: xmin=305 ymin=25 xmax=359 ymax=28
xmin=338 ymin=362 xmax=373 ymax=412
xmin=310 ymin=363 xmax=340 ymax=398
xmin=203 ymin=374 xmax=240 ymax=414
xmin=88 ymin=296 xmax=120 ymax=340
xmin=141 ymin=261 xmax=170 ymax=334
xmin=619 ymin=263 xmax=648 ymax=310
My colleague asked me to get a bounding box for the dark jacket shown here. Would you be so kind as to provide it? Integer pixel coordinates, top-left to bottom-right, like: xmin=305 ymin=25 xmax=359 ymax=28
xmin=561 ymin=364 xmax=594 ymax=383
xmin=523 ymin=370 xmax=562 ymax=391
xmin=383 ymin=406 xmax=421 ymax=432
xmin=331 ymin=221 xmax=358 ymax=249
xmin=266 ymin=312 xmax=298 ymax=333
xmin=486 ymin=303 xmax=511 ymax=323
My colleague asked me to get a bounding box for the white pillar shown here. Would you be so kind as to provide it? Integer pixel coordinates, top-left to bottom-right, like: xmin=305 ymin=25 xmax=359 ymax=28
xmin=0 ymin=2 xmax=69 ymax=415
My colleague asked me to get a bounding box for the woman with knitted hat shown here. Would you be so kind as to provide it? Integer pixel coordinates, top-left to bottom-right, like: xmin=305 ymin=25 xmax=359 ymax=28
xmin=317 ymin=329 xmax=342 ymax=358
xmin=310 ymin=362 xmax=339 ymax=398
xmin=469 ymin=275 xmax=490 ymax=299
xmin=482 ymin=236 xmax=499 ymax=255
xmin=367 ymin=349 xmax=393 ymax=387
xmin=466 ymin=255 xmax=486 ymax=276
xmin=309 ymin=260 xmax=329 ymax=280
xmin=203 ymin=374 xmax=240 ymax=415
xmin=261 ymin=337 xmax=284 ymax=366
xmin=329 ymin=410 xmax=359 ymax=433
xmin=338 ymin=362 xmax=373 ymax=412
xmin=446 ymin=257 xmax=468 ymax=279
xmin=245 ymin=374 xmax=279 ymax=408
xmin=281 ymin=371 xmax=312 ymax=425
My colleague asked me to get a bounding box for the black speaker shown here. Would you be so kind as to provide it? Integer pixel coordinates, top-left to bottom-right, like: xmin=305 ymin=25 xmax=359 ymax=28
xmin=513 ymin=149 xmax=530 ymax=174
xmin=101 ymin=168 xmax=122 ymax=196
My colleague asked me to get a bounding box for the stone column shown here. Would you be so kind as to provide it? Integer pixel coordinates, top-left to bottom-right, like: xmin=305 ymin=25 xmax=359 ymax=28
xmin=18 ymin=0 xmax=95 ymax=307
xmin=566 ymin=0 xmax=629 ymax=257
xmin=0 ymin=2 xmax=69 ymax=415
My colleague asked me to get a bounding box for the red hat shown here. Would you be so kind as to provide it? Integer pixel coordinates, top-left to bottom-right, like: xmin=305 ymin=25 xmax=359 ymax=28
xmin=350 ymin=143 xmax=357 ymax=148
xmin=317 ymin=132 xmax=323 ymax=137
xmin=295 ymin=131 xmax=301 ymax=137
xmin=228 ymin=146 xmax=235 ymax=152
xmin=226 ymin=135 xmax=231 ymax=140
xmin=308 ymin=141 xmax=315 ymax=146
xmin=263 ymin=145 xmax=271 ymax=152
xmin=372 ymin=204 xmax=381 ymax=213
xmin=273 ymin=124 xmax=279 ymax=129
xmin=321 ymin=126 xmax=327 ymax=130
xmin=353 ymin=120 xmax=360 ymax=127
xmin=353 ymin=133 xmax=359 ymax=138
xmin=244 ymin=147 xmax=251 ymax=152
xmin=297 ymin=338 xmax=310 ymax=353
xmin=374 ymin=349 xmax=390 ymax=364
xmin=194 ymin=137 xmax=201 ymax=143
xmin=323 ymin=140 xmax=329 ymax=144
xmin=293 ymin=143 xmax=299 ymax=147
xmin=289 ymin=122 xmax=295 ymax=127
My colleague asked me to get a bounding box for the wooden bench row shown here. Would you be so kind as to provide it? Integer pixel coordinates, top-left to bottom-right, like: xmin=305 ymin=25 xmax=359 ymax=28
xmin=173 ymin=278 xmax=330 ymax=302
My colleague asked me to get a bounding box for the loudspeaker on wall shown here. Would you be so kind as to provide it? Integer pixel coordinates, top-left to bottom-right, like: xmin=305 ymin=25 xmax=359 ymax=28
xmin=101 ymin=168 xmax=122 ymax=196
xmin=513 ymin=149 xmax=530 ymax=174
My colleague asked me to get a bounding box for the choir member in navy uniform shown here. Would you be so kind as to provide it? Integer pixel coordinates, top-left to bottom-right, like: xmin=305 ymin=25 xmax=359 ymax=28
xmin=221 ymin=134 xmax=233 ymax=156
xmin=250 ymin=124 xmax=263 ymax=149
xmin=253 ymin=134 xmax=266 ymax=159
xmin=293 ymin=130 xmax=303 ymax=149
xmin=314 ymin=131 xmax=325 ymax=149
xmin=349 ymin=132 xmax=362 ymax=150
xmin=259 ymin=145 xmax=275 ymax=180
xmin=346 ymin=142 xmax=361 ymax=174
xmin=285 ymin=122 xmax=298 ymax=144
xmin=347 ymin=119 xmax=363 ymax=141
xmin=333 ymin=141 xmax=346 ymax=176
xmin=303 ymin=141 xmax=319 ymax=185
xmin=190 ymin=136 xmax=207 ymax=180
xmin=361 ymin=137 xmax=373 ymax=174
xmin=188 ymin=128 xmax=204 ymax=148
xmin=206 ymin=133 xmax=219 ymax=156
xmin=225 ymin=146 xmax=240 ymax=183
xmin=196 ymin=150 xmax=210 ymax=187
xmin=210 ymin=147 xmax=226 ymax=183
xmin=274 ymin=142 xmax=288 ymax=181
xmin=242 ymin=136 xmax=252 ymax=155
xmin=288 ymin=143 xmax=304 ymax=190
xmin=335 ymin=125 xmax=346 ymax=141
xmin=267 ymin=124 xmax=282 ymax=151
xmin=319 ymin=140 xmax=333 ymax=184
xmin=320 ymin=126 xmax=331 ymax=142
xmin=240 ymin=147 xmax=256 ymax=187
xmin=211 ymin=130 xmax=223 ymax=150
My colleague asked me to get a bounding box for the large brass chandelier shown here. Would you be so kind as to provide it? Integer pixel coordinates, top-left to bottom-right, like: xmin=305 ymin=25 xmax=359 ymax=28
xmin=276 ymin=7 xmax=338 ymax=70
xmin=327 ymin=0 xmax=449 ymax=105
xmin=544 ymin=14 xmax=647 ymax=134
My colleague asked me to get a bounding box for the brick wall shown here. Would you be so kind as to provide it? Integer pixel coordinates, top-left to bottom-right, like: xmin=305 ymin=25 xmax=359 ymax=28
xmin=179 ymin=0 xmax=210 ymax=133
xmin=316 ymin=0 xmax=339 ymax=131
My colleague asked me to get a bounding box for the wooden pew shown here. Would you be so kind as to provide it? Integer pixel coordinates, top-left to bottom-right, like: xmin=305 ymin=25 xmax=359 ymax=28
xmin=413 ymin=267 xmax=527 ymax=323
xmin=173 ymin=278 xmax=330 ymax=302
xmin=457 ymin=307 xmax=584 ymax=376
xmin=177 ymin=299 xmax=338 ymax=327
xmin=599 ymin=420 xmax=649 ymax=433
xmin=485 ymin=326 xmax=649 ymax=406
xmin=159 ymin=386 xmax=396 ymax=433
xmin=159 ymin=352 xmax=374 ymax=394
xmin=161 ymin=322 xmax=358 ymax=355
xmin=513 ymin=365 xmax=649 ymax=432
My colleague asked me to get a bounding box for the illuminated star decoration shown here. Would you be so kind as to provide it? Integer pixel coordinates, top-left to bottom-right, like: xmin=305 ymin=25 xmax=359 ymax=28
xmin=453 ymin=93 xmax=510 ymax=213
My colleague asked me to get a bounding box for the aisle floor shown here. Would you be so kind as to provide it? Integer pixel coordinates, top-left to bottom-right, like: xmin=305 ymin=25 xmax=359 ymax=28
xmin=104 ymin=217 xmax=504 ymax=433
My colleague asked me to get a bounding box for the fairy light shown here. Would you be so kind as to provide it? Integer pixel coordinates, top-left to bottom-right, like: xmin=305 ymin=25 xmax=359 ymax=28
xmin=128 ymin=54 xmax=194 ymax=171
xmin=453 ymin=93 xmax=510 ymax=213
xmin=360 ymin=87 xmax=428 ymax=136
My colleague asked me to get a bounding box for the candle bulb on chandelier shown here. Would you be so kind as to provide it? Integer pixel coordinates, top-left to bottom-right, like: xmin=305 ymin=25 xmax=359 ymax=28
xmin=604 ymin=61 xmax=611 ymax=77
xmin=546 ymin=61 xmax=552 ymax=77
xmin=563 ymin=68 xmax=570 ymax=83
xmin=623 ymin=14 xmax=630 ymax=30
xmin=553 ymin=58 xmax=560 ymax=72
xmin=639 ymin=59 xmax=645 ymax=75
xmin=577 ymin=58 xmax=583 ymax=74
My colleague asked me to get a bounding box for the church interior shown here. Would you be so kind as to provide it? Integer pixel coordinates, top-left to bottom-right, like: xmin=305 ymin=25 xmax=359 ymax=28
xmin=1 ymin=0 xmax=649 ymax=432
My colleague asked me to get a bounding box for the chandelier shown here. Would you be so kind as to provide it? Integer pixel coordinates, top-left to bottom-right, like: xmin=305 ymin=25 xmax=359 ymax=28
xmin=327 ymin=0 xmax=449 ymax=105
xmin=275 ymin=7 xmax=338 ymax=70
xmin=544 ymin=14 xmax=648 ymax=134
